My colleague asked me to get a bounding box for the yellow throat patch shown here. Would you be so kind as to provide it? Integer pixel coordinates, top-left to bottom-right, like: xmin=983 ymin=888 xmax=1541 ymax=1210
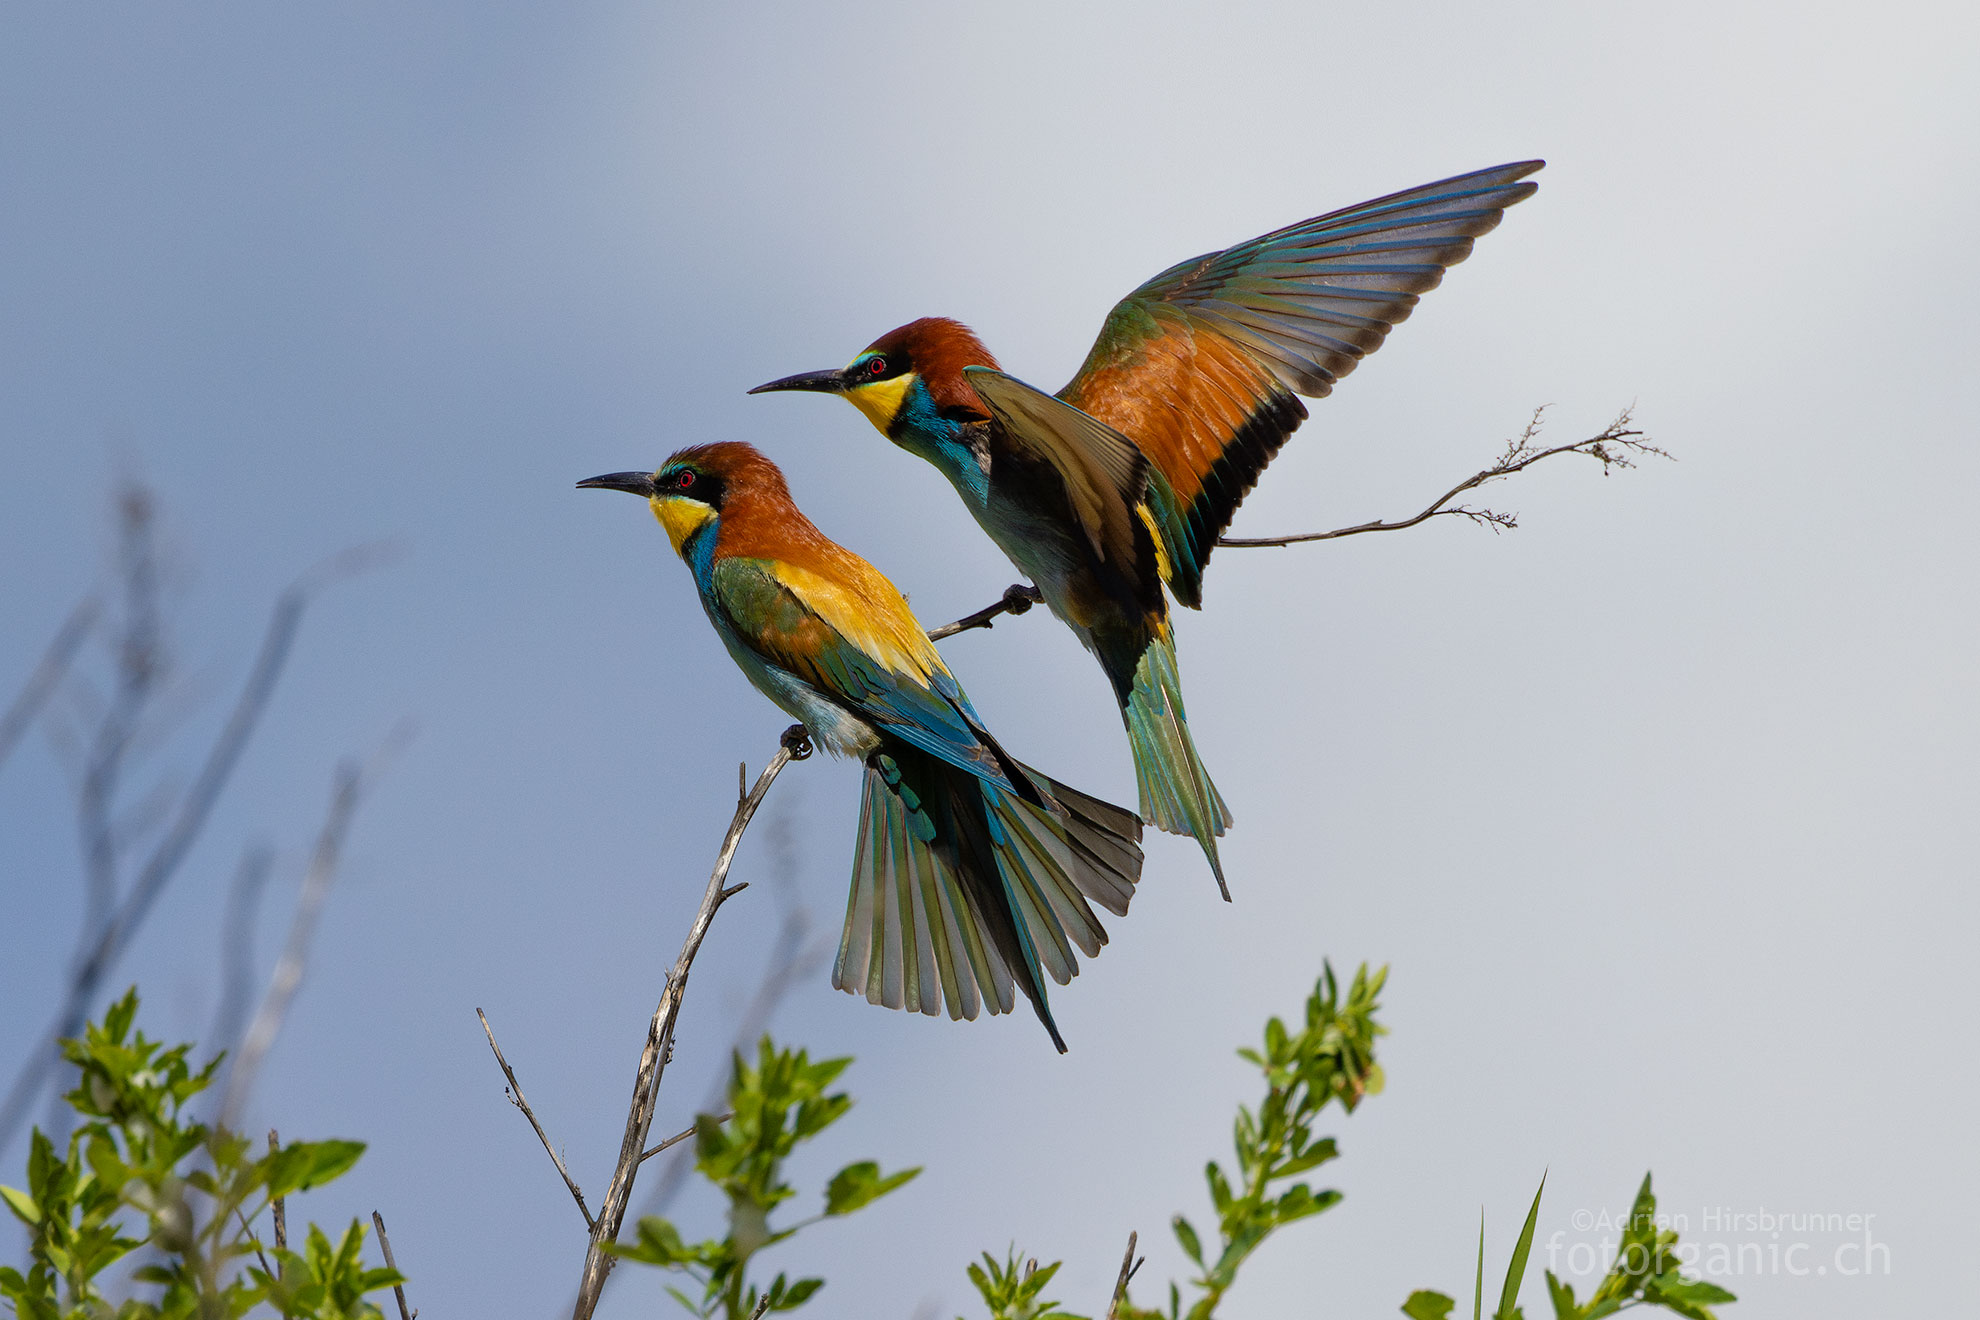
xmin=844 ymin=371 xmax=916 ymax=434
xmin=650 ymin=495 xmax=715 ymax=554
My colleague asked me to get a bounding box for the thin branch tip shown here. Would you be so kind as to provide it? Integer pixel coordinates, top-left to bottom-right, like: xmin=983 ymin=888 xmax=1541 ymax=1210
xmin=569 ymin=730 xmax=805 ymax=1318
xmin=478 ymin=1006 xmax=595 ymax=1230
xmin=1219 ymin=403 xmax=1664 ymax=549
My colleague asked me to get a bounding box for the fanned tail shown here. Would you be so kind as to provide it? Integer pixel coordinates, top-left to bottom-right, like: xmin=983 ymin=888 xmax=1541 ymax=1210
xmin=1122 ymin=628 xmax=1232 ymax=898
xmin=833 ymin=746 xmax=1144 ymax=1052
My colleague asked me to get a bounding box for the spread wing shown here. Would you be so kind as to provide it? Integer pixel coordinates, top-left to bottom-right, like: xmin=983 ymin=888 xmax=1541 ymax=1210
xmin=961 ymin=366 xmax=1159 ymax=605
xmin=1059 ymin=160 xmax=1544 ymax=606
xmin=711 ymin=554 xmax=1028 ymax=792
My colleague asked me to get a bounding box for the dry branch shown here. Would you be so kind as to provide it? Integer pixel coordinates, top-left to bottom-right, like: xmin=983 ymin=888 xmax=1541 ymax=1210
xmin=1106 ymin=1230 xmax=1143 ymax=1320
xmin=370 ymin=1209 xmax=415 ymax=1320
xmin=629 ymin=802 xmax=830 ymax=1234
xmin=564 ymin=724 xmax=811 ymax=1320
xmin=268 ymin=1129 xmax=287 ymax=1251
xmin=478 ymin=1008 xmax=594 ymax=1231
xmin=928 ymin=583 xmax=1043 ymax=641
xmin=640 ymin=1113 xmax=729 ymax=1165
xmin=1218 ymin=406 xmax=1662 ymax=548
xmin=927 ymin=408 xmax=1664 ymax=643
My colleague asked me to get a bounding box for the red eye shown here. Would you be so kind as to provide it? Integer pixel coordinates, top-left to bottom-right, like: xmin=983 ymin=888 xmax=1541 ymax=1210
xmin=866 ymin=356 xmax=888 ymax=376
xmin=675 ymin=470 xmax=695 ymax=490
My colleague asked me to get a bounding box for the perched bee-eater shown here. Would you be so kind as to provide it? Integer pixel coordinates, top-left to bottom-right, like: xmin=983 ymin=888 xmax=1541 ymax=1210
xmin=579 ymin=442 xmax=1143 ymax=1052
xmin=752 ymin=161 xmax=1543 ymax=898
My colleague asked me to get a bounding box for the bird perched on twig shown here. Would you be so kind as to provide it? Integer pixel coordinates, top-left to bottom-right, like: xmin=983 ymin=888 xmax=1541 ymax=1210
xmin=751 ymin=161 xmax=1544 ymax=898
xmin=579 ymin=442 xmax=1143 ymax=1052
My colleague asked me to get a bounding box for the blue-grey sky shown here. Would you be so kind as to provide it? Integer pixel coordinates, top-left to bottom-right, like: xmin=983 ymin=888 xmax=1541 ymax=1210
xmin=3 ymin=3 xmax=1973 ymax=1316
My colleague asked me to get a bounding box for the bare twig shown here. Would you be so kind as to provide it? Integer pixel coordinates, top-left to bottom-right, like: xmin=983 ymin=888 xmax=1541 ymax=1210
xmin=1106 ymin=1230 xmax=1144 ymax=1320
xmin=0 ymin=594 xmax=99 ymax=777
xmin=218 ymin=725 xmax=407 ymax=1132
xmin=638 ymin=1111 xmax=731 ymax=1164
xmin=632 ymin=801 xmax=831 ymax=1225
xmin=234 ymin=1204 xmax=275 ymax=1281
xmin=569 ymin=724 xmax=811 ymax=1320
xmin=1218 ymin=406 xmax=1664 ymax=548
xmin=0 ymin=544 xmax=390 ymax=1151
xmin=749 ymin=1293 xmax=775 ymax=1320
xmin=370 ymin=1210 xmax=415 ymax=1320
xmin=269 ymin=1129 xmax=287 ymax=1251
xmin=927 ymin=583 xmax=1042 ymax=641
xmin=478 ymin=1008 xmax=594 ymax=1231
xmin=926 ymin=411 xmax=1663 ymax=646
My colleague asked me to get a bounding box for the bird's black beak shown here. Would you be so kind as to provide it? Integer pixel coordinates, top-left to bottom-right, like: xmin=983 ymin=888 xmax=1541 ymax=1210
xmin=747 ymin=368 xmax=847 ymax=396
xmin=576 ymin=471 xmax=658 ymax=497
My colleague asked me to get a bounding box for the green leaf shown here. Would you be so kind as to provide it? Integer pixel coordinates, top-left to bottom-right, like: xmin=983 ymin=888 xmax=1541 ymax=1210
xmin=779 ymin=1276 xmax=823 ymax=1309
xmin=1474 ymin=1212 xmax=1486 ymax=1320
xmin=299 ymin=1139 xmax=366 ymax=1190
xmin=1172 ymin=1214 xmax=1203 ymax=1266
xmin=823 ymin=1161 xmax=918 ymax=1216
xmin=1272 ymin=1138 xmax=1339 ymax=1179
xmin=0 ymin=1185 xmax=40 ymax=1227
xmin=103 ymin=989 xmax=139 ymax=1045
xmin=1543 ymin=1270 xmax=1580 ymax=1319
xmin=25 ymin=1132 xmax=56 ymax=1203
xmin=1496 ymin=1174 xmax=1545 ymax=1320
xmin=266 ymin=1139 xmax=366 ymax=1197
xmin=1650 ymin=1275 xmax=1736 ymax=1305
xmin=1403 ymin=1290 xmax=1455 ymax=1320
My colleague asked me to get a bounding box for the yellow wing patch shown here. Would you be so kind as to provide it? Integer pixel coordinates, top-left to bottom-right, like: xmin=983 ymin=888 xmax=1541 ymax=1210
xmin=765 ymin=556 xmax=949 ymax=686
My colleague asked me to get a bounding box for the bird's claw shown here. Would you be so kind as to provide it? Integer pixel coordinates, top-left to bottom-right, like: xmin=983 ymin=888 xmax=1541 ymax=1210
xmin=1002 ymin=583 xmax=1040 ymax=615
xmin=780 ymin=723 xmax=814 ymax=760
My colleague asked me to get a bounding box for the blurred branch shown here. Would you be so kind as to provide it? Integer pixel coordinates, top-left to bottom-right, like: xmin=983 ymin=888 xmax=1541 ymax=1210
xmin=80 ymin=487 xmax=163 ymax=940
xmin=210 ymin=845 xmax=276 ymax=1068
xmin=0 ymin=539 xmax=391 ymax=1152
xmin=0 ymin=594 xmax=99 ymax=778
xmin=1219 ymin=406 xmax=1664 ymax=548
xmin=217 ymin=724 xmax=408 ymax=1132
xmin=568 ymin=724 xmax=810 ymax=1320
xmin=478 ymin=1008 xmax=595 ymax=1231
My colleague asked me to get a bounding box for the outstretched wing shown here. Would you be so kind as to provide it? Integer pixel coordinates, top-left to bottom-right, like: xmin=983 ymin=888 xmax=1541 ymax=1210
xmin=1060 ymin=160 xmax=1544 ymax=606
xmin=710 ymin=554 xmax=1031 ymax=794
xmin=963 ymin=367 xmax=1153 ymax=579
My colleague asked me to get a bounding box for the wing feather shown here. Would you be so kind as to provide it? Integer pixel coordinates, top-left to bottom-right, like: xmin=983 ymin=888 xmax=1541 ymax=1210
xmin=1061 ymin=160 xmax=1542 ymax=606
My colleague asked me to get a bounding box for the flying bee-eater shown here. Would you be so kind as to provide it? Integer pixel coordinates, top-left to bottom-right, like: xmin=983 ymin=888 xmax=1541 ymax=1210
xmin=579 ymin=442 xmax=1143 ymax=1052
xmin=752 ymin=161 xmax=1543 ymax=899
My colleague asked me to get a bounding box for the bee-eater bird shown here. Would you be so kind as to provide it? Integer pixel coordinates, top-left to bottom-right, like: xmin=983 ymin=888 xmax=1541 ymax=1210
xmin=579 ymin=442 xmax=1143 ymax=1052
xmin=751 ymin=161 xmax=1543 ymax=900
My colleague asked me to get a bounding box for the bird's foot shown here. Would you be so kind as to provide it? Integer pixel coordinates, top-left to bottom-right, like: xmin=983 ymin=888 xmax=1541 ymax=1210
xmin=1003 ymin=583 xmax=1042 ymax=615
xmin=780 ymin=723 xmax=814 ymax=760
